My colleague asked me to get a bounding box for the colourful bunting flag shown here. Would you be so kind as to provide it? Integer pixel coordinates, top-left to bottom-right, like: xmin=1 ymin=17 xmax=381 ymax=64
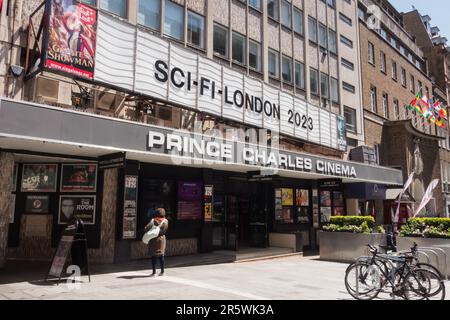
xmin=405 ymin=89 xmax=447 ymax=128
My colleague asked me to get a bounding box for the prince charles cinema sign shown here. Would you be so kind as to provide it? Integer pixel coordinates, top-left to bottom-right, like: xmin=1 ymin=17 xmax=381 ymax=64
xmin=44 ymin=0 xmax=97 ymax=79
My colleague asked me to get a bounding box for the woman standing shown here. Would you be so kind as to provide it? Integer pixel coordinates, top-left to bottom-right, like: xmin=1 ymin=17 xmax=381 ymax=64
xmin=144 ymin=208 xmax=169 ymax=276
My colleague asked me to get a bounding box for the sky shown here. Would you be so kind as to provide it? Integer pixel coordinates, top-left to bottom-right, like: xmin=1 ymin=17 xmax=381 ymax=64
xmin=389 ymin=0 xmax=450 ymax=40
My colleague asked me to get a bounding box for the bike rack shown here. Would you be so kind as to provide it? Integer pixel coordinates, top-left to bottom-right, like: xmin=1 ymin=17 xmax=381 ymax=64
xmin=418 ymin=247 xmax=447 ymax=281
xmin=351 ymin=245 xmax=448 ymax=300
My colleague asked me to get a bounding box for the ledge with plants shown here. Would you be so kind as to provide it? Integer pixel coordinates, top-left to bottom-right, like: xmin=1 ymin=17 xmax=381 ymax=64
xmin=399 ymin=218 xmax=450 ymax=239
xmin=322 ymin=216 xmax=376 ymax=234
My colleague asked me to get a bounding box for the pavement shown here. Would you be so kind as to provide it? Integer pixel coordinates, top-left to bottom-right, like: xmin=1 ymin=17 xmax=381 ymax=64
xmin=0 ymin=254 xmax=449 ymax=300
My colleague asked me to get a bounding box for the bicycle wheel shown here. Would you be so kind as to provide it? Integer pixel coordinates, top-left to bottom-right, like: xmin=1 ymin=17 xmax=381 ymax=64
xmin=402 ymin=268 xmax=434 ymax=300
xmin=414 ymin=263 xmax=446 ymax=299
xmin=345 ymin=262 xmax=382 ymax=300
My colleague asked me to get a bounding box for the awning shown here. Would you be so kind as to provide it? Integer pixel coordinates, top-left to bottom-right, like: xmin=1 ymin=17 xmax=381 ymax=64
xmin=0 ymin=98 xmax=404 ymax=185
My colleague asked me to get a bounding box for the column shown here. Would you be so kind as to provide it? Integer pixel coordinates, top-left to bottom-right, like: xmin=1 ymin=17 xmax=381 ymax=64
xmin=0 ymin=152 xmax=14 ymax=269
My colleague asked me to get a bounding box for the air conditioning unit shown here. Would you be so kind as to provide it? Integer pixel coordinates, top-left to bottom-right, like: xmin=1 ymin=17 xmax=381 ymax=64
xmin=95 ymin=90 xmax=125 ymax=112
xmin=33 ymin=76 xmax=72 ymax=106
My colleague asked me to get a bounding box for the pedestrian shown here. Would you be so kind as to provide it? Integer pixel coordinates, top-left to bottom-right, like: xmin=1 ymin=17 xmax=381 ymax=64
xmin=144 ymin=208 xmax=169 ymax=276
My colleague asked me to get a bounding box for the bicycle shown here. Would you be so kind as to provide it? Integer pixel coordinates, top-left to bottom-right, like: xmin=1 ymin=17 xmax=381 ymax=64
xmin=344 ymin=244 xmax=445 ymax=300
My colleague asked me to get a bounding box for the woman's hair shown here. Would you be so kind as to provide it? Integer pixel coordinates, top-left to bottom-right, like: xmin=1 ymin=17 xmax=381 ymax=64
xmin=155 ymin=208 xmax=166 ymax=218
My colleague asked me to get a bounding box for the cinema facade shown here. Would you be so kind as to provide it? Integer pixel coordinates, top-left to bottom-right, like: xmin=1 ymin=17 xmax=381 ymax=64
xmin=0 ymin=2 xmax=402 ymax=264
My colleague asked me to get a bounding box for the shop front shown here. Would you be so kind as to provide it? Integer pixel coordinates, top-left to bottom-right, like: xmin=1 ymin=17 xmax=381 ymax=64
xmin=0 ymin=98 xmax=404 ymax=263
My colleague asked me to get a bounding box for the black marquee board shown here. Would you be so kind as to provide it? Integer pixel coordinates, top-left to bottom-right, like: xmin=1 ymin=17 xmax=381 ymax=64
xmin=46 ymin=218 xmax=91 ymax=283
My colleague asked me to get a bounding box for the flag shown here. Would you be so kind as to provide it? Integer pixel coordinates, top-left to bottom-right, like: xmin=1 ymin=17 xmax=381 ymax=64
xmin=393 ymin=172 xmax=415 ymax=223
xmin=414 ymin=179 xmax=440 ymax=217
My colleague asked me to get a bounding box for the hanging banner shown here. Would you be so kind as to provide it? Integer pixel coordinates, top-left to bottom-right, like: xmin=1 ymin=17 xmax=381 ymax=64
xmin=45 ymin=0 xmax=97 ymax=79
xmin=414 ymin=179 xmax=440 ymax=217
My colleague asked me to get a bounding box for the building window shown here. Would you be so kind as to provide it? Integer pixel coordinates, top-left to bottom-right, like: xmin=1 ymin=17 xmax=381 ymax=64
xmin=394 ymin=99 xmax=399 ymax=120
xmin=295 ymin=61 xmax=305 ymax=90
xmin=164 ymin=0 xmax=184 ymax=40
xmin=330 ymin=77 xmax=339 ymax=103
xmin=310 ymin=68 xmax=319 ymax=95
xmin=401 ymin=68 xmax=406 ymax=87
xmin=100 ymin=0 xmax=127 ymax=18
xmin=339 ymin=12 xmax=352 ymax=26
xmin=400 ymin=46 xmax=405 ymax=56
xmin=320 ymin=73 xmax=329 ymax=98
xmin=138 ymin=0 xmax=160 ymax=30
xmin=213 ymin=24 xmax=229 ymax=58
xmin=383 ymin=93 xmax=389 ymax=119
xmin=378 ymin=28 xmax=387 ymax=40
xmin=340 ymin=35 xmax=353 ymax=48
xmin=293 ymin=8 xmax=303 ymax=35
xmin=248 ymin=0 xmax=261 ymax=10
xmin=232 ymin=32 xmax=246 ymax=65
xmin=426 ymin=87 xmax=430 ymax=99
xmin=341 ymin=58 xmax=354 ymax=70
xmin=282 ymin=56 xmax=293 ymax=83
xmin=380 ymin=51 xmax=386 ymax=73
xmin=268 ymin=0 xmax=279 ymax=20
xmin=410 ymin=75 xmax=415 ymax=93
xmin=391 ymin=37 xmax=397 ymax=48
xmin=327 ymin=0 xmax=336 ymax=8
xmin=344 ymin=106 xmax=357 ymax=133
xmin=249 ymin=40 xmax=261 ymax=71
xmin=392 ymin=61 xmax=397 ymax=80
xmin=319 ymin=23 xmax=327 ymax=49
xmin=81 ymin=0 xmax=96 ymax=5
xmin=281 ymin=1 xmax=292 ymax=28
xmin=370 ymin=86 xmax=377 ymax=113
xmin=368 ymin=42 xmax=375 ymax=65
xmin=308 ymin=17 xmax=318 ymax=43
xmin=187 ymin=11 xmax=205 ymax=48
xmin=418 ymin=80 xmax=423 ymax=90
xmin=268 ymin=50 xmax=279 ymax=78
xmin=342 ymin=82 xmax=355 ymax=93
xmin=358 ymin=7 xmax=365 ymax=20
xmin=328 ymin=29 xmax=337 ymax=54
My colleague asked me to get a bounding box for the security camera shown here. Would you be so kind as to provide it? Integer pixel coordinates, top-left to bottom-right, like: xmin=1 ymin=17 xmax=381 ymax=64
xmin=10 ymin=65 xmax=24 ymax=78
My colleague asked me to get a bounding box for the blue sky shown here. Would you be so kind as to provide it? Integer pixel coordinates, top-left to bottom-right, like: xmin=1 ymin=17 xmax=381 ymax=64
xmin=389 ymin=0 xmax=450 ymax=40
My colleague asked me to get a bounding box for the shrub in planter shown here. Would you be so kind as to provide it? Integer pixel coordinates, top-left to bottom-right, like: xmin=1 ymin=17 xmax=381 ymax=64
xmin=322 ymin=216 xmax=375 ymax=234
xmin=400 ymin=218 xmax=450 ymax=238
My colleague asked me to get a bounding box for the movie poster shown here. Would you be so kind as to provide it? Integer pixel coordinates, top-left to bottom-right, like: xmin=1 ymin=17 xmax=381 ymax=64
xmin=45 ymin=0 xmax=97 ymax=79
xmin=21 ymin=164 xmax=58 ymax=192
xmin=58 ymin=196 xmax=96 ymax=225
xmin=281 ymin=189 xmax=294 ymax=206
xmin=320 ymin=191 xmax=332 ymax=207
xmin=61 ymin=164 xmax=97 ymax=192
xmin=25 ymin=195 xmax=50 ymax=214
xmin=123 ymin=176 xmax=138 ymax=239
xmin=296 ymin=189 xmax=309 ymax=207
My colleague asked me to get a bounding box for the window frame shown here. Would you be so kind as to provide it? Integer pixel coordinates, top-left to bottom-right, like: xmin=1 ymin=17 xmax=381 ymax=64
xmin=100 ymin=0 xmax=128 ymax=18
xmin=164 ymin=0 xmax=185 ymax=41
xmin=268 ymin=49 xmax=280 ymax=79
xmin=213 ymin=23 xmax=229 ymax=58
xmin=248 ymin=40 xmax=262 ymax=72
xmin=232 ymin=31 xmax=247 ymax=65
xmin=310 ymin=67 xmax=319 ymax=95
xmin=187 ymin=10 xmax=205 ymax=49
xmin=344 ymin=106 xmax=357 ymax=134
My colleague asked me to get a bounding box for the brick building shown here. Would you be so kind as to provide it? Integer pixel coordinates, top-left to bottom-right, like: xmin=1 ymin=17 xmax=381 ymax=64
xmin=357 ymin=0 xmax=446 ymax=220
xmin=402 ymin=10 xmax=450 ymax=217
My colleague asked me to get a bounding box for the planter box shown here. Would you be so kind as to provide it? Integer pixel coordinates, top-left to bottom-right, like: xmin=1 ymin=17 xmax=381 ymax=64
xmin=397 ymin=237 xmax=450 ymax=277
xmin=319 ymin=231 xmax=386 ymax=263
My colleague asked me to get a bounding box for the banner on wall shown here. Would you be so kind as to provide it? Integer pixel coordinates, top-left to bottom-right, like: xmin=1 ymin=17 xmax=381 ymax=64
xmin=45 ymin=0 xmax=97 ymax=79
